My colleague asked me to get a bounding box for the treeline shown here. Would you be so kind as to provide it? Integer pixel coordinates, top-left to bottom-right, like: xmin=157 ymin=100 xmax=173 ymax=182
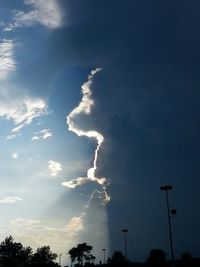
xmin=0 ymin=236 xmax=59 ymax=267
xmin=0 ymin=236 xmax=199 ymax=267
xmin=68 ymin=244 xmax=200 ymax=267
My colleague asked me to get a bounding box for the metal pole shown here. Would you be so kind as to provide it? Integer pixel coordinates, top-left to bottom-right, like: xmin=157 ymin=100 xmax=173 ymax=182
xmin=59 ymin=253 xmax=62 ymax=266
xmin=165 ymin=190 xmax=174 ymax=263
xmin=122 ymin=229 xmax=128 ymax=260
xmin=102 ymin=249 xmax=106 ymax=264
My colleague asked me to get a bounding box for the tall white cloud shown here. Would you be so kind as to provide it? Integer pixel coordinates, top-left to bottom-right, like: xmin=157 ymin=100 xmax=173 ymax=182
xmin=5 ymin=0 xmax=63 ymax=31
xmin=0 ymin=39 xmax=16 ymax=80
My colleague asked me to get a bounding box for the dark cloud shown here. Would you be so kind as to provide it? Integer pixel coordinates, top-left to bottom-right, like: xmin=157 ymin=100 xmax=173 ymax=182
xmin=54 ymin=0 xmax=200 ymax=260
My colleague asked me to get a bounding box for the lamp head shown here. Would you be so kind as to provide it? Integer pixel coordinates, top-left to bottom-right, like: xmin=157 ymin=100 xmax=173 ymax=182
xmin=160 ymin=184 xmax=173 ymax=191
xmin=171 ymin=209 xmax=177 ymax=215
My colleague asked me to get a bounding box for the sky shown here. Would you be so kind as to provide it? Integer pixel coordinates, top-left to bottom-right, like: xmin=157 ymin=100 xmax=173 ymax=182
xmin=0 ymin=0 xmax=200 ymax=265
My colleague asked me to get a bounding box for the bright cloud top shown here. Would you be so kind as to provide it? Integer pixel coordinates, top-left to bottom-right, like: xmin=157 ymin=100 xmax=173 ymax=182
xmin=0 ymin=196 xmax=22 ymax=204
xmin=32 ymin=129 xmax=52 ymax=141
xmin=48 ymin=160 xmax=62 ymax=177
xmin=0 ymin=39 xmax=16 ymax=80
xmin=5 ymin=0 xmax=63 ymax=31
xmin=63 ymin=69 xmax=110 ymax=204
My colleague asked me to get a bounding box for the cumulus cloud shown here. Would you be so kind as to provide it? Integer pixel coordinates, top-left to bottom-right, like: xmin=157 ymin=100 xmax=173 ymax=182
xmin=0 ymin=39 xmax=16 ymax=80
xmin=32 ymin=129 xmax=52 ymax=141
xmin=0 ymin=196 xmax=22 ymax=204
xmin=11 ymin=152 xmax=19 ymax=159
xmin=48 ymin=160 xmax=62 ymax=177
xmin=5 ymin=0 xmax=63 ymax=31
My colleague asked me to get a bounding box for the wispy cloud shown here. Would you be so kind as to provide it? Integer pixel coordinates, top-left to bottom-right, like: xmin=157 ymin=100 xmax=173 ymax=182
xmin=0 ymin=39 xmax=16 ymax=80
xmin=11 ymin=217 xmax=40 ymax=227
xmin=5 ymin=0 xmax=63 ymax=31
xmin=11 ymin=152 xmax=19 ymax=159
xmin=0 ymin=92 xmax=48 ymax=138
xmin=48 ymin=160 xmax=62 ymax=177
xmin=0 ymin=196 xmax=22 ymax=204
xmin=32 ymin=129 xmax=52 ymax=141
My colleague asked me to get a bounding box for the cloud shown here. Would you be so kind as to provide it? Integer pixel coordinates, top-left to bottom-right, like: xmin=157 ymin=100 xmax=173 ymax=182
xmin=0 ymin=91 xmax=48 ymax=137
xmin=11 ymin=152 xmax=19 ymax=159
xmin=5 ymin=0 xmax=63 ymax=31
xmin=62 ymin=69 xmax=110 ymax=204
xmin=0 ymin=196 xmax=22 ymax=204
xmin=32 ymin=129 xmax=52 ymax=141
xmin=0 ymin=39 xmax=16 ymax=80
xmin=11 ymin=217 xmax=40 ymax=227
xmin=64 ymin=190 xmax=109 ymax=238
xmin=2 ymin=216 xmax=82 ymax=256
xmin=6 ymin=135 xmax=17 ymax=140
xmin=48 ymin=160 xmax=62 ymax=177
xmin=64 ymin=216 xmax=83 ymax=237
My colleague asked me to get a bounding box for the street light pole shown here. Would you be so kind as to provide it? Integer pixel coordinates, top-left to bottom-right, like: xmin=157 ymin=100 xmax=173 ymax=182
xmin=102 ymin=249 xmax=106 ymax=264
xmin=122 ymin=229 xmax=128 ymax=260
xmin=59 ymin=253 xmax=62 ymax=266
xmin=160 ymin=185 xmax=175 ymax=264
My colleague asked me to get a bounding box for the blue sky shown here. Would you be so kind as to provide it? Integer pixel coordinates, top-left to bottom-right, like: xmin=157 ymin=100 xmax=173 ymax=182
xmin=0 ymin=0 xmax=200 ymax=266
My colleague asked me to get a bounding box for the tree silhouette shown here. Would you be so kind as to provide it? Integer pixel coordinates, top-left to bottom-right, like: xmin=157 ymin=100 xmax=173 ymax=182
xmin=145 ymin=249 xmax=167 ymax=267
xmin=68 ymin=243 xmax=95 ymax=266
xmin=107 ymin=251 xmax=129 ymax=267
xmin=181 ymin=252 xmax=192 ymax=267
xmin=0 ymin=236 xmax=32 ymax=267
xmin=31 ymin=246 xmax=58 ymax=267
xmin=181 ymin=252 xmax=192 ymax=261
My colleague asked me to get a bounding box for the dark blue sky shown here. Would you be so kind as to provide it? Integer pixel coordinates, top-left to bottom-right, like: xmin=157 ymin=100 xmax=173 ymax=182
xmin=0 ymin=0 xmax=200 ymax=264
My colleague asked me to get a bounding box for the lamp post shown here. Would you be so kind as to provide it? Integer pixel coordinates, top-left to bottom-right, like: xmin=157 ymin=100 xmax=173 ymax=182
xmin=122 ymin=229 xmax=128 ymax=260
xmin=102 ymin=249 xmax=106 ymax=264
xmin=59 ymin=253 xmax=62 ymax=266
xmin=160 ymin=185 xmax=176 ymax=264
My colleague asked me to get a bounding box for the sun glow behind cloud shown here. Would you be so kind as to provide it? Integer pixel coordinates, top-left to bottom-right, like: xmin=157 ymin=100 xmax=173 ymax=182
xmin=61 ymin=69 xmax=110 ymax=261
xmin=63 ymin=69 xmax=110 ymax=204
